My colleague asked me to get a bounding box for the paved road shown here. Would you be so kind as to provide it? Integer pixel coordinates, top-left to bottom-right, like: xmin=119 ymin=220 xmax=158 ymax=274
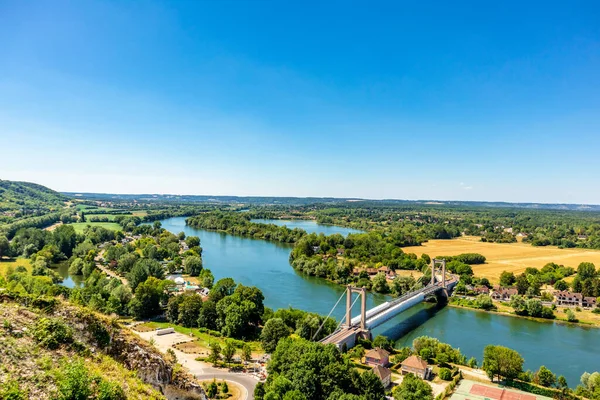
xmin=133 ymin=330 xmax=258 ymax=399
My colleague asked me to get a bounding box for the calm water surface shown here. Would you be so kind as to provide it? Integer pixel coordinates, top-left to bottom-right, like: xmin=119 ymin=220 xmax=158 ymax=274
xmin=156 ymin=217 xmax=599 ymax=384
xmin=250 ymin=219 xmax=363 ymax=236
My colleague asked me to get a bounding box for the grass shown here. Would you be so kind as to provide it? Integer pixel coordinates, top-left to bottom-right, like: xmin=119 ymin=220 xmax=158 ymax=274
xmin=68 ymin=222 xmax=122 ymax=234
xmin=200 ymin=379 xmax=243 ymax=400
xmin=402 ymin=236 xmax=600 ymax=283
xmin=0 ymin=258 xmax=31 ymax=276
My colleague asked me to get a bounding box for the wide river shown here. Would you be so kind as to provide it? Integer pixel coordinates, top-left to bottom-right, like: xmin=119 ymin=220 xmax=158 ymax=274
xmin=139 ymin=217 xmax=599 ymax=384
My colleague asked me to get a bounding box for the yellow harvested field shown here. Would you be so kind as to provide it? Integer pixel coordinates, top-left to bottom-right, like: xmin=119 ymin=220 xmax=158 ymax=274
xmin=402 ymin=237 xmax=600 ymax=282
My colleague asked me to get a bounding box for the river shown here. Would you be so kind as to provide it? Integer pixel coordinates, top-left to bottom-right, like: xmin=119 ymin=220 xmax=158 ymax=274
xmin=91 ymin=216 xmax=600 ymax=384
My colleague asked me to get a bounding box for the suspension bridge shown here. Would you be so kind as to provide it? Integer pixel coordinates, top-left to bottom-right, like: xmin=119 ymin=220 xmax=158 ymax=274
xmin=317 ymin=259 xmax=458 ymax=349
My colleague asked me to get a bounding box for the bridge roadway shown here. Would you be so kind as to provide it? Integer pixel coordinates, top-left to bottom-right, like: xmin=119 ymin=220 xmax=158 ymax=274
xmin=320 ymin=275 xmax=458 ymax=348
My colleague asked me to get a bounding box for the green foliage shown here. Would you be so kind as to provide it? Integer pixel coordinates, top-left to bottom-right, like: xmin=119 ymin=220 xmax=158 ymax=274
xmin=392 ymin=373 xmax=433 ymax=400
xmin=535 ymin=366 xmax=556 ymax=387
xmin=265 ymin=337 xmax=380 ymax=400
xmin=128 ymin=277 xmax=168 ymax=319
xmin=261 ymin=318 xmax=290 ymax=353
xmin=33 ymin=317 xmax=73 ymax=349
xmin=438 ymin=367 xmax=452 ymax=381
xmin=412 ymin=336 xmax=467 ymax=365
xmin=0 ymin=378 xmax=26 ymax=400
xmin=56 ymin=359 xmax=94 ymax=400
xmin=482 ymin=345 xmax=524 ymax=382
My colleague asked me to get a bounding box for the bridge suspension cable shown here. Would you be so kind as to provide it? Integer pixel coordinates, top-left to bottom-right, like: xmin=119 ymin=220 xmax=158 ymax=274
xmin=311 ymin=290 xmax=345 ymax=341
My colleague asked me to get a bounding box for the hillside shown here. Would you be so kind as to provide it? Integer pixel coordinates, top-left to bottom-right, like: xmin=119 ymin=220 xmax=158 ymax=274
xmin=0 ymin=180 xmax=68 ymax=217
xmin=0 ymin=292 xmax=207 ymax=399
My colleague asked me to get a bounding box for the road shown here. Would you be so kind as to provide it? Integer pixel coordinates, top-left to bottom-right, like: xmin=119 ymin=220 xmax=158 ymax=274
xmin=94 ymin=250 xmax=128 ymax=285
xmin=133 ymin=329 xmax=258 ymax=399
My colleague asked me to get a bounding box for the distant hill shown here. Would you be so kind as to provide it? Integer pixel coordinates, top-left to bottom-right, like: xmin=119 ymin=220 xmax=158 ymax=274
xmin=64 ymin=191 xmax=600 ymax=211
xmin=0 ymin=180 xmax=68 ymax=215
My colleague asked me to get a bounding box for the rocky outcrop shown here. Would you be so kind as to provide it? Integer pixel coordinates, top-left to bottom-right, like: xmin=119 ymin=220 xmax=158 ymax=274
xmin=56 ymin=304 xmax=207 ymax=400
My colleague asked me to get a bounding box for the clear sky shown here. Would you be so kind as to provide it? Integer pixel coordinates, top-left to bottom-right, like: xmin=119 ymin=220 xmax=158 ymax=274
xmin=1 ymin=1 xmax=599 ymax=203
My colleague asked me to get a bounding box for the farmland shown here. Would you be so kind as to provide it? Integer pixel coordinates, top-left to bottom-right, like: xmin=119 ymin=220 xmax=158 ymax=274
xmin=0 ymin=258 xmax=31 ymax=276
xmin=402 ymin=236 xmax=600 ymax=282
xmin=68 ymin=222 xmax=123 ymax=233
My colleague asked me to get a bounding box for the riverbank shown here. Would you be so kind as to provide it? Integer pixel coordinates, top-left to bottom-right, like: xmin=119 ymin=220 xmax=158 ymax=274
xmin=448 ymin=301 xmax=600 ymax=329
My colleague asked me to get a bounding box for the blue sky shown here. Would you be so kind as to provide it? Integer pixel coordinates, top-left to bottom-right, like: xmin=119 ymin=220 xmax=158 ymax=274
xmin=1 ymin=1 xmax=599 ymax=203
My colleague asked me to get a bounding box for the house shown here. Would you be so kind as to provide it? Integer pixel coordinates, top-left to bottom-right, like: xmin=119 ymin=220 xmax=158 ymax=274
xmin=378 ymin=266 xmax=396 ymax=279
xmin=400 ymin=355 xmax=429 ymax=379
xmin=583 ymin=297 xmax=597 ymax=308
xmin=578 ymin=235 xmax=588 ymax=240
xmin=337 ymin=248 xmax=345 ymax=256
xmin=504 ymin=227 xmax=514 ymax=234
xmin=491 ymin=287 xmax=518 ymax=301
xmin=371 ymin=365 xmax=392 ymax=388
xmin=555 ymin=291 xmax=583 ymax=307
xmin=366 ymin=268 xmax=378 ymax=276
xmin=352 ymin=268 xmax=361 ymax=276
xmin=474 ymin=286 xmax=490 ymax=295
xmin=365 ymin=348 xmax=390 ymax=367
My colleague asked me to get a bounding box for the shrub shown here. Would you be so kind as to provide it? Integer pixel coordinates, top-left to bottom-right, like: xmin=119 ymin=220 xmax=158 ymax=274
xmin=439 ymin=367 xmax=452 ymax=381
xmin=0 ymin=378 xmax=26 ymax=400
xmin=96 ymin=380 xmax=126 ymax=400
xmin=33 ymin=318 xmax=73 ymax=349
xmin=57 ymin=360 xmax=93 ymax=400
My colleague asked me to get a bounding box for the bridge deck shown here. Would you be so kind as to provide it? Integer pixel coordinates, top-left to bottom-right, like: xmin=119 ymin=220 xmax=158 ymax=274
xmin=321 ymin=275 xmax=458 ymax=346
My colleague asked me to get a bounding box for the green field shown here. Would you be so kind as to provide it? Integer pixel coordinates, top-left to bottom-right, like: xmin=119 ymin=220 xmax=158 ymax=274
xmin=69 ymin=222 xmax=122 ymax=233
xmin=0 ymin=258 xmax=31 ymax=276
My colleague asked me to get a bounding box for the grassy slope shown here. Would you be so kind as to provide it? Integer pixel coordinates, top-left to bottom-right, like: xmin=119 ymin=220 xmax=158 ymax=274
xmin=0 ymin=258 xmax=31 ymax=276
xmin=0 ymin=301 xmax=165 ymax=399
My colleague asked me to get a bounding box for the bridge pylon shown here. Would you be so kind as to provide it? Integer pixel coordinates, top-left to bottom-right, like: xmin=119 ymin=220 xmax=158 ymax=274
xmin=431 ymin=258 xmax=447 ymax=287
xmin=345 ymin=285 xmax=367 ymax=329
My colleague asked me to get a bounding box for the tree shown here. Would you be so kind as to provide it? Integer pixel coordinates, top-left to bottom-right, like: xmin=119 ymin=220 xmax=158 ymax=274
xmin=536 ymin=366 xmax=556 ymax=387
xmin=360 ymin=370 xmax=385 ymax=400
xmin=260 ymin=318 xmax=290 ymax=353
xmin=178 ymin=294 xmax=204 ymax=327
xmin=372 ymin=335 xmax=392 ymax=352
xmin=0 ymin=235 xmax=10 ymax=259
xmin=210 ymin=278 xmax=237 ymax=302
xmin=510 ymin=295 xmax=527 ymax=315
xmin=515 ymin=273 xmax=530 ymax=295
xmin=184 ymin=256 xmax=203 ymax=277
xmin=554 ymin=280 xmax=569 ymax=291
xmin=526 ymin=298 xmax=543 ymax=317
xmin=128 ymin=277 xmax=166 ymax=319
xmin=566 ymin=309 xmax=578 ymax=322
xmin=186 ymin=236 xmax=200 ymax=248
xmin=69 ymin=258 xmax=85 ymax=276
xmin=577 ymin=262 xmax=596 ymax=280
xmin=557 ymin=375 xmax=568 ymax=389
xmin=127 ymin=263 xmax=149 ymax=291
xmin=476 ymin=294 xmax=494 ymax=310
xmin=222 ymin=339 xmax=236 ymax=366
xmin=208 ymin=342 xmax=221 ymax=366
xmin=393 ymin=373 xmax=433 ymax=400
xmin=242 ymin=343 xmax=253 ymax=362
xmin=439 ymin=367 xmax=452 ymax=380
xmin=500 ymin=271 xmax=516 ymax=287
xmin=372 ymin=272 xmax=389 ymax=293
xmin=222 ymin=381 xmax=229 ymax=394
xmin=206 ymin=380 xmax=217 ymax=398
xmin=482 ymin=345 xmax=523 ymax=382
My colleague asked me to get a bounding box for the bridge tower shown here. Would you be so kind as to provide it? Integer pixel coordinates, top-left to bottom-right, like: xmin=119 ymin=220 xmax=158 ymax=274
xmin=431 ymin=258 xmax=447 ymax=287
xmin=345 ymin=285 xmax=367 ymax=329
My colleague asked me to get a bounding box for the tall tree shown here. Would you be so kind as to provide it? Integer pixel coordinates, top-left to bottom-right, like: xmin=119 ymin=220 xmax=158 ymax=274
xmin=482 ymin=345 xmax=523 ymax=382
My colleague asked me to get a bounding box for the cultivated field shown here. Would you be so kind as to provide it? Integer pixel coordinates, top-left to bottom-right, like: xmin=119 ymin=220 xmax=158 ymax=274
xmin=68 ymin=222 xmax=122 ymax=233
xmin=403 ymin=236 xmax=600 ymax=282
